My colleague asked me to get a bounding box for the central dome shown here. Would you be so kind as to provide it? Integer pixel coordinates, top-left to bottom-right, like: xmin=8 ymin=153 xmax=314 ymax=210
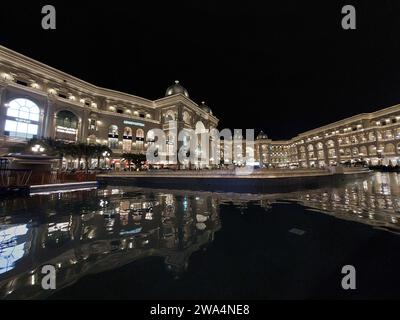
xmin=165 ymin=80 xmax=189 ymax=98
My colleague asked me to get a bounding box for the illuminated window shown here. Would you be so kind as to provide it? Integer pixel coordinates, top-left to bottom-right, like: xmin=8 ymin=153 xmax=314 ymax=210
xmin=123 ymin=127 xmax=133 ymax=152
xmin=4 ymin=98 xmax=40 ymax=139
xmin=108 ymin=125 xmax=119 ymax=149
xmin=55 ymin=110 xmax=78 ymax=142
xmin=135 ymin=129 xmax=144 ymax=151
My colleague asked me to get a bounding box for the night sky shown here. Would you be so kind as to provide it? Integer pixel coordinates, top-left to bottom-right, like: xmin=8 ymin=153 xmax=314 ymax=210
xmin=1 ymin=1 xmax=400 ymax=140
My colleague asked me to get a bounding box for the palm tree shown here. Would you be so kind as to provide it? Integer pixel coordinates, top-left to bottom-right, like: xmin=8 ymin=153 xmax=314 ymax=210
xmin=94 ymin=144 xmax=112 ymax=168
xmin=74 ymin=143 xmax=97 ymax=172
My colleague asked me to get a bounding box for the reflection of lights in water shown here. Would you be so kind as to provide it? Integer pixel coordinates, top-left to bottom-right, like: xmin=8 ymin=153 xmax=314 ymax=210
xmin=196 ymin=223 xmax=207 ymax=230
xmin=111 ymin=189 xmax=121 ymax=195
xmin=165 ymin=194 xmax=174 ymax=206
xmin=99 ymin=200 xmax=108 ymax=208
xmin=119 ymin=227 xmax=142 ymax=236
xmin=30 ymin=274 xmax=36 ymax=285
xmin=30 ymin=187 xmax=97 ymax=196
xmin=196 ymin=214 xmax=208 ymax=223
xmin=183 ymin=199 xmax=188 ymax=211
xmin=145 ymin=212 xmax=153 ymax=220
xmin=0 ymin=224 xmax=29 ymax=275
xmin=369 ymin=213 xmax=375 ymax=220
xmin=48 ymin=222 xmax=70 ymax=234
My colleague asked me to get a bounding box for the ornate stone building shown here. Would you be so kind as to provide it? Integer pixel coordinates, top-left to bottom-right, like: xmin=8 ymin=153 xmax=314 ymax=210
xmin=0 ymin=45 xmax=218 ymax=169
xmin=256 ymin=105 xmax=400 ymax=168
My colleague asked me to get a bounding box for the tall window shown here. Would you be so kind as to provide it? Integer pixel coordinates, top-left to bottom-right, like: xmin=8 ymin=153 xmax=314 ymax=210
xmin=123 ymin=127 xmax=133 ymax=152
xmin=108 ymin=125 xmax=119 ymax=149
xmin=136 ymin=129 xmax=144 ymax=151
xmin=4 ymin=98 xmax=40 ymax=140
xmin=55 ymin=110 xmax=78 ymax=142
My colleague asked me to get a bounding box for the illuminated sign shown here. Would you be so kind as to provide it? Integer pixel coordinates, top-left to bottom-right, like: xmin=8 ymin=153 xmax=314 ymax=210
xmin=123 ymin=120 xmax=144 ymax=127
xmin=56 ymin=126 xmax=77 ymax=134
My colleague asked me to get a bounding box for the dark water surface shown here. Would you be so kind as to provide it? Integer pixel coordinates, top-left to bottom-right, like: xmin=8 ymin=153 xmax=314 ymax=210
xmin=1 ymin=172 xmax=400 ymax=299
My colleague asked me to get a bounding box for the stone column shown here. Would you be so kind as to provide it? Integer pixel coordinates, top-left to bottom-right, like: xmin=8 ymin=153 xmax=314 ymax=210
xmin=80 ymin=109 xmax=89 ymax=143
xmin=334 ymin=138 xmax=341 ymax=164
xmin=323 ymin=142 xmax=329 ymax=167
xmin=172 ymin=105 xmax=183 ymax=167
xmin=41 ymin=97 xmax=49 ymax=138
xmin=43 ymin=97 xmax=57 ymax=138
xmin=0 ymin=87 xmax=6 ymax=137
xmin=305 ymin=146 xmax=310 ymax=168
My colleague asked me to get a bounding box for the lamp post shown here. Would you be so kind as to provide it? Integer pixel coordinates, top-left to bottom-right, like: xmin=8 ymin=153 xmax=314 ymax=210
xmin=31 ymin=144 xmax=45 ymax=154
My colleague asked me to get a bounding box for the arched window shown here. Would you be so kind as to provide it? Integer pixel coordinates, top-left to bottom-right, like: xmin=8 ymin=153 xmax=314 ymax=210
xmin=56 ymin=110 xmax=78 ymax=129
xmin=165 ymin=110 xmax=175 ymax=122
xmin=136 ymin=128 xmax=144 ymax=139
xmin=384 ymin=130 xmax=393 ymax=140
xmin=359 ymin=146 xmax=367 ymax=156
xmin=385 ymin=143 xmax=395 ymax=154
xmin=4 ymin=98 xmax=40 ymax=139
xmin=55 ymin=110 xmax=78 ymax=142
xmin=123 ymin=127 xmax=133 ymax=152
xmin=369 ymin=145 xmax=377 ymax=156
xmin=368 ymin=132 xmax=376 ymax=142
xmin=316 ymin=143 xmax=324 ymax=159
xmin=326 ymin=140 xmax=335 ymax=148
xmin=108 ymin=125 xmax=119 ymax=149
xmin=109 ymin=125 xmax=118 ymax=137
xmin=136 ymin=129 xmax=144 ymax=151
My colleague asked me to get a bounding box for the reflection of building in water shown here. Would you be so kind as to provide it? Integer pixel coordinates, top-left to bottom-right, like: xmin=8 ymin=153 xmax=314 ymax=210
xmin=2 ymin=173 xmax=400 ymax=298
xmin=283 ymin=173 xmax=400 ymax=231
xmin=0 ymin=190 xmax=220 ymax=299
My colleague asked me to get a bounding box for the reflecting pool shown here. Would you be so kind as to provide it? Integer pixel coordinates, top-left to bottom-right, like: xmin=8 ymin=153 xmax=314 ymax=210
xmin=1 ymin=172 xmax=400 ymax=299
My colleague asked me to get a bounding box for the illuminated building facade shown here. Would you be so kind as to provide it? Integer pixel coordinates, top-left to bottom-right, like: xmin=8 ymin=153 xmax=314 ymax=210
xmin=255 ymin=105 xmax=400 ymax=168
xmin=2 ymin=45 xmax=400 ymax=171
xmin=0 ymin=46 xmax=219 ymax=169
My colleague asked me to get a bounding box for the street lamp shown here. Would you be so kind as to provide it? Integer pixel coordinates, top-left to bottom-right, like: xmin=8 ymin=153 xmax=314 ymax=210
xmin=31 ymin=144 xmax=45 ymax=153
